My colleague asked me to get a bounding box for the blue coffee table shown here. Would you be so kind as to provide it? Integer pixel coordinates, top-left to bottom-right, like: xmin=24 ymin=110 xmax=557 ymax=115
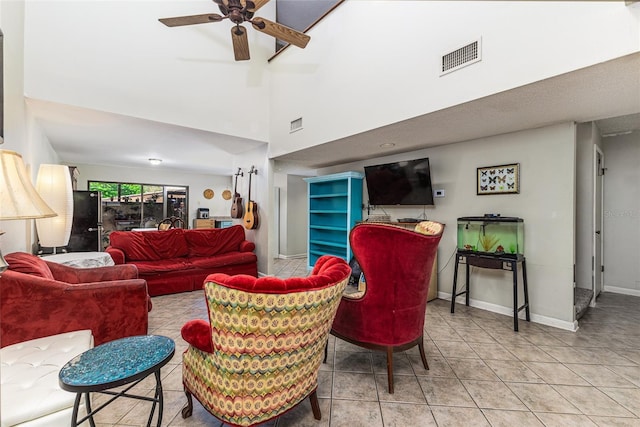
xmin=59 ymin=335 xmax=175 ymax=427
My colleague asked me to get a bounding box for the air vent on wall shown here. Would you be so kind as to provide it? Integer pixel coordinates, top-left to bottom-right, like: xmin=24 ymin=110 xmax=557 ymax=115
xmin=441 ymin=38 xmax=482 ymax=76
xmin=290 ymin=117 xmax=303 ymax=133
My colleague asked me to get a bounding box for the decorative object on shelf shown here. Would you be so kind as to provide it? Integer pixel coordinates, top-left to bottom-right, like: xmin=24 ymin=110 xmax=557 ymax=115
xmin=203 ymin=188 xmax=214 ymax=199
xmin=35 ymin=164 xmax=74 ymax=252
xmin=230 ymin=167 xmax=244 ymax=218
xmin=243 ymin=166 xmax=258 ymax=229
xmin=477 ymin=163 xmax=519 ymax=195
xmin=159 ymin=0 xmax=310 ymax=61
xmin=0 ymin=150 xmax=57 ymax=274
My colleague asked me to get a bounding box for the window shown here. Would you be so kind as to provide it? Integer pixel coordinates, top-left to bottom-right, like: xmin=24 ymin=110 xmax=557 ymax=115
xmin=89 ymin=181 xmax=188 ymax=247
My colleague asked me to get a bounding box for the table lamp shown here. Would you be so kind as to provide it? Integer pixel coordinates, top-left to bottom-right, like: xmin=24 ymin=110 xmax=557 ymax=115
xmin=0 ymin=149 xmax=57 ymax=273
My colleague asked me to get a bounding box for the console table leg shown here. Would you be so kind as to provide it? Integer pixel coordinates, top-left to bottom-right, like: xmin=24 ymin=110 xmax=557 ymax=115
xmin=512 ymin=261 xmax=519 ymax=332
xmin=465 ymin=262 xmax=470 ymax=306
xmin=522 ymin=259 xmax=531 ymax=321
xmin=451 ymin=256 xmax=459 ymax=313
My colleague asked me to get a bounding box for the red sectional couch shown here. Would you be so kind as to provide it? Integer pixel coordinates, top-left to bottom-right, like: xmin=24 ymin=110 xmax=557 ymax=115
xmin=106 ymin=225 xmax=258 ymax=296
xmin=1 ymin=252 xmax=151 ymax=348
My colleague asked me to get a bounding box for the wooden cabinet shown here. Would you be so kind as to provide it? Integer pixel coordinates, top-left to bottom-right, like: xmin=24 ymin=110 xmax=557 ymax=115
xmin=304 ymin=172 xmax=363 ymax=270
xmin=193 ymin=219 xmax=215 ymax=229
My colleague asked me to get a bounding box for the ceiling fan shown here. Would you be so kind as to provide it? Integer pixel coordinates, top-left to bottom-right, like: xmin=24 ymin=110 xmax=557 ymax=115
xmin=159 ymin=0 xmax=310 ymax=61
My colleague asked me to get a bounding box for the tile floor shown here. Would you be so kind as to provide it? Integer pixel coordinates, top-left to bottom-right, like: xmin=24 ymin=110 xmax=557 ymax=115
xmin=93 ymin=258 xmax=640 ymax=426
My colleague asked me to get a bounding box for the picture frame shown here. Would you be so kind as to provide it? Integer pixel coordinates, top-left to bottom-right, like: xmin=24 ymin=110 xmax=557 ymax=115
xmin=477 ymin=163 xmax=519 ymax=195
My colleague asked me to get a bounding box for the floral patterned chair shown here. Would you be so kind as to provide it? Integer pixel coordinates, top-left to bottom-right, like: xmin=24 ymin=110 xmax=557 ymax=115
xmin=180 ymin=255 xmax=350 ymax=426
xmin=330 ymin=221 xmax=444 ymax=394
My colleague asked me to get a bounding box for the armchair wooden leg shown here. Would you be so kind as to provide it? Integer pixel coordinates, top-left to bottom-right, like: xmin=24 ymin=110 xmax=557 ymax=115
xmin=386 ymin=347 xmax=394 ymax=394
xmin=181 ymin=387 xmax=193 ymax=419
xmin=309 ymin=390 xmax=321 ymax=420
xmin=418 ymin=338 xmax=429 ymax=371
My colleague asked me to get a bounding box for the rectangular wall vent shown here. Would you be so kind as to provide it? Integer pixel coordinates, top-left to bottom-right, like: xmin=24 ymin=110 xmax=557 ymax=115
xmin=441 ymin=39 xmax=482 ymax=76
xmin=290 ymin=117 xmax=303 ymax=133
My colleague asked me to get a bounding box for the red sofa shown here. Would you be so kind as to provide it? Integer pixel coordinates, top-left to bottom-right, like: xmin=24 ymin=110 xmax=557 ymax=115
xmin=0 ymin=252 xmax=151 ymax=348
xmin=106 ymin=225 xmax=258 ymax=296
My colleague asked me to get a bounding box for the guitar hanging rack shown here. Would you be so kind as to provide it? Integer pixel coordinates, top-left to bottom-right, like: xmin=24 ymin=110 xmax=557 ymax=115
xmin=244 ymin=166 xmax=259 ymax=230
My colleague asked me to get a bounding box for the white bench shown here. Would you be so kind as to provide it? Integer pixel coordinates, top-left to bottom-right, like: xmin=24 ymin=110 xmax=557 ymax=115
xmin=1 ymin=330 xmax=94 ymax=427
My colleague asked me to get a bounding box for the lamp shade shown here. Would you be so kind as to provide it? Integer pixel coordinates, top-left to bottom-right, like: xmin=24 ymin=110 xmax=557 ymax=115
xmin=0 ymin=150 xmax=57 ymax=220
xmin=35 ymin=164 xmax=74 ymax=247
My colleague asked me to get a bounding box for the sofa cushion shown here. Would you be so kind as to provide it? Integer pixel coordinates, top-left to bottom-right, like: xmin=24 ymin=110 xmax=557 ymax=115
xmin=132 ymin=258 xmax=193 ymax=275
xmin=184 ymin=226 xmax=246 ymax=258
xmin=109 ymin=229 xmax=189 ymax=261
xmin=187 ymin=252 xmax=257 ymax=270
xmin=4 ymin=252 xmax=54 ymax=279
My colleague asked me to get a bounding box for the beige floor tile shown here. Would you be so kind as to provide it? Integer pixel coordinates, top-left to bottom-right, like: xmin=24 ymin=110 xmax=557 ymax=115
xmin=332 ymin=371 xmax=379 ymax=400
xmin=375 ymin=374 xmax=427 ymax=403
xmin=482 ymin=409 xmax=544 ymax=426
xmin=462 ymin=380 xmax=528 ymax=411
xmin=507 ymin=344 xmax=557 ymax=362
xmin=417 ymin=377 xmax=476 ymax=407
xmin=379 ymin=402 xmax=436 ymax=426
xmin=600 ymin=387 xmax=640 ymax=417
xmin=505 ymin=383 xmax=581 ymax=414
xmin=434 ymin=340 xmax=480 ymax=359
xmin=430 ymin=407 xmax=491 ymax=427
xmin=408 ymin=355 xmax=456 ymax=378
xmin=330 ymin=399 xmax=383 ymax=427
xmin=468 ymin=342 xmax=518 ymax=361
xmin=552 ymin=385 xmax=635 ymax=417
xmin=447 ymin=358 xmax=500 ymax=381
xmin=589 ymin=415 xmax=640 ymax=426
xmin=565 ymin=364 xmax=636 ymax=387
xmin=524 ymin=361 xmax=591 ymax=386
xmin=484 ymin=359 xmax=543 ymax=383
xmin=534 ymin=412 xmax=599 ymax=427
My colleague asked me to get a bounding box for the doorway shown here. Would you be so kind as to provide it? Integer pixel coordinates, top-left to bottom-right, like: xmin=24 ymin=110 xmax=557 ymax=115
xmin=591 ymin=146 xmax=604 ymax=306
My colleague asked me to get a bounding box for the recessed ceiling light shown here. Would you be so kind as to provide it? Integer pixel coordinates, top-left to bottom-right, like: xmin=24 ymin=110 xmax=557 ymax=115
xmin=380 ymin=142 xmax=396 ymax=148
xmin=148 ymin=158 xmax=162 ymax=165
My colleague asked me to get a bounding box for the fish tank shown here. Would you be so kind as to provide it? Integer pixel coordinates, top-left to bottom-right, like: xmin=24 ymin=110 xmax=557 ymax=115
xmin=457 ymin=216 xmax=524 ymax=259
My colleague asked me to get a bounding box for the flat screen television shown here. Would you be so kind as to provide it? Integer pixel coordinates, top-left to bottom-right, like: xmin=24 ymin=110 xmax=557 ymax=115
xmin=364 ymin=158 xmax=435 ymax=206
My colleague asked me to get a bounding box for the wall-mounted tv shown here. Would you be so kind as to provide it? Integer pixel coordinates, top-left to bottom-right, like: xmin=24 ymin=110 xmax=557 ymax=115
xmin=364 ymin=158 xmax=435 ymax=206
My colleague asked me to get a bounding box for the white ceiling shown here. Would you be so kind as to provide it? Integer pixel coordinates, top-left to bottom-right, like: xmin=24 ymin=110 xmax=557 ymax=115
xmin=27 ymin=52 xmax=639 ymax=174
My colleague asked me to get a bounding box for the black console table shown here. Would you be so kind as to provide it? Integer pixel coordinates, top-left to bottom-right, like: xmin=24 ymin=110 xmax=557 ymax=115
xmin=450 ymin=252 xmax=530 ymax=331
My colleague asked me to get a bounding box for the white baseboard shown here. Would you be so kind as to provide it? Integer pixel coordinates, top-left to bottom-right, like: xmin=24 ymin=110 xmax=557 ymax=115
xmin=277 ymin=254 xmax=307 ymax=260
xmin=603 ymin=286 xmax=640 ymax=297
xmin=438 ymin=292 xmax=577 ymax=332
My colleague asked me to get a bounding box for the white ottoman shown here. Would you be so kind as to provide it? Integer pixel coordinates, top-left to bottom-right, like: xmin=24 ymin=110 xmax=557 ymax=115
xmin=1 ymin=330 xmax=94 ymax=427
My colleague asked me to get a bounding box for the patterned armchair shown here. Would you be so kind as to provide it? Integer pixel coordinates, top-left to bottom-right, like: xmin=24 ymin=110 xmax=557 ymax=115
xmin=180 ymin=255 xmax=350 ymax=426
xmin=330 ymin=221 xmax=444 ymax=394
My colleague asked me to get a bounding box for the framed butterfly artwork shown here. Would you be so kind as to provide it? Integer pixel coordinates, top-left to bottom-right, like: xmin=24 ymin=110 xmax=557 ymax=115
xmin=477 ymin=163 xmax=520 ymax=195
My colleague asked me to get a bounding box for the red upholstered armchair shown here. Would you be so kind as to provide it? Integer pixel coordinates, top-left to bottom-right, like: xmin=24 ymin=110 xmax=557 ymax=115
xmin=0 ymin=252 xmax=151 ymax=348
xmin=180 ymin=255 xmax=351 ymax=427
xmin=330 ymin=221 xmax=444 ymax=393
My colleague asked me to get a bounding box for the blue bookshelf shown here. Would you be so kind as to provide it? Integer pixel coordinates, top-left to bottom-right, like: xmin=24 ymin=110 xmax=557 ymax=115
xmin=304 ymin=172 xmax=363 ymax=269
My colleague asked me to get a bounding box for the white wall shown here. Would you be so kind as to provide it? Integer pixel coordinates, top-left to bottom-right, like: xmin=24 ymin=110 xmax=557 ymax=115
xmin=314 ymin=123 xmax=577 ymax=329
xmin=602 ymin=131 xmax=640 ymax=295
xmin=268 ymin=1 xmax=639 ymax=158
xmin=0 ymin=1 xmax=60 ymax=255
xmin=72 ymin=163 xmax=233 ymax=222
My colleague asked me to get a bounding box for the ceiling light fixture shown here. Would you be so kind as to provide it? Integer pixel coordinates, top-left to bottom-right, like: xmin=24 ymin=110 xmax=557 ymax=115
xmin=379 ymin=143 xmax=396 ymax=148
xmin=148 ymin=158 xmax=162 ymax=165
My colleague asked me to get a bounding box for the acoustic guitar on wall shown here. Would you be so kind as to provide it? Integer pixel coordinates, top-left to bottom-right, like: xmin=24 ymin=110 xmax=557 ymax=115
xmin=230 ymin=168 xmax=243 ymax=219
xmin=244 ymin=166 xmax=259 ymax=230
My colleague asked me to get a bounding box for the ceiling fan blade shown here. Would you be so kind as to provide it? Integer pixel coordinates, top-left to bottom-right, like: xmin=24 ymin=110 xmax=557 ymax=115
xmin=251 ymin=17 xmax=310 ymax=49
xmin=247 ymin=0 xmax=270 ymax=12
xmin=231 ymin=25 xmax=250 ymax=61
xmin=159 ymin=14 xmax=224 ymax=27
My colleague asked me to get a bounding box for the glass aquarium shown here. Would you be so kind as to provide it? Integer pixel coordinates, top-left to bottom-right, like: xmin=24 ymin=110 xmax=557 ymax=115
xmin=457 ymin=216 xmax=524 ymax=258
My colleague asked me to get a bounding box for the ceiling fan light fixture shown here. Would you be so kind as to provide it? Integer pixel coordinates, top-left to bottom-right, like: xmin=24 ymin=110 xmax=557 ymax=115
xmin=148 ymin=158 xmax=162 ymax=166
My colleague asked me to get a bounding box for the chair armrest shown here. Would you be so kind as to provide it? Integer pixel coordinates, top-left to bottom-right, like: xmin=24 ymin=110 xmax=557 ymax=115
xmin=105 ymin=247 xmax=126 ymax=264
xmin=181 ymin=319 xmax=213 ymax=353
xmin=0 ymin=272 xmax=149 ymax=347
xmin=46 ymin=262 xmax=139 ymax=283
xmin=239 ymin=240 xmax=256 ymax=252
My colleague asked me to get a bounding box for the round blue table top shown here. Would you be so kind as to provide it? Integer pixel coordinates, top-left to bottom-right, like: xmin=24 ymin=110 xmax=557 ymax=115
xmin=59 ymin=335 xmax=175 ymax=392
